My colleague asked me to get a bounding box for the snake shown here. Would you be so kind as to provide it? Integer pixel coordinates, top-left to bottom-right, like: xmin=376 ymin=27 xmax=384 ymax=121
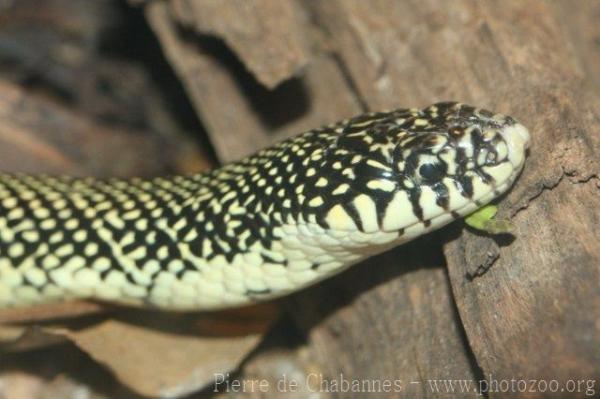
xmin=0 ymin=102 xmax=530 ymax=310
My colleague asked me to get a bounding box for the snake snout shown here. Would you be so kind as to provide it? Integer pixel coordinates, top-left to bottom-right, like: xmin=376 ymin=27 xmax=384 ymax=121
xmin=499 ymin=122 xmax=531 ymax=168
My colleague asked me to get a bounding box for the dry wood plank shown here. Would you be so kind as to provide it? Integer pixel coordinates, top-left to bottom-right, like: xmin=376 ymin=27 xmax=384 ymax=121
xmin=0 ymin=79 xmax=174 ymax=178
xmin=437 ymin=1 xmax=600 ymax=389
xmin=145 ymin=1 xmax=362 ymax=163
xmin=170 ymin=0 xmax=312 ymax=89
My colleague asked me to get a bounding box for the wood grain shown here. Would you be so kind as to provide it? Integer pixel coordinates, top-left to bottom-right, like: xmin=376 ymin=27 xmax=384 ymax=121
xmin=0 ymin=80 xmax=171 ymax=178
xmin=146 ymin=1 xmax=362 ymax=162
xmin=170 ymin=0 xmax=312 ymax=89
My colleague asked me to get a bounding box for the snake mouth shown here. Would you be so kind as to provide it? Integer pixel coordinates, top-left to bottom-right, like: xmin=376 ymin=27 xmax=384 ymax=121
xmin=393 ymin=164 xmax=523 ymax=239
xmin=500 ymin=122 xmax=531 ymax=169
xmin=445 ymin=122 xmax=530 ymax=224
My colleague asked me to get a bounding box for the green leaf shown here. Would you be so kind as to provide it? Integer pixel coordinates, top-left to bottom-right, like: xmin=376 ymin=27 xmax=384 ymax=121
xmin=465 ymin=204 xmax=514 ymax=234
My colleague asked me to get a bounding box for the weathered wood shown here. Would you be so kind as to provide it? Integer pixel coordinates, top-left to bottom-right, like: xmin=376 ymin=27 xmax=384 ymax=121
xmin=146 ymin=1 xmax=362 ymax=162
xmin=438 ymin=1 xmax=600 ymax=390
xmin=170 ymin=0 xmax=312 ymax=89
xmin=0 ymin=80 xmax=171 ymax=178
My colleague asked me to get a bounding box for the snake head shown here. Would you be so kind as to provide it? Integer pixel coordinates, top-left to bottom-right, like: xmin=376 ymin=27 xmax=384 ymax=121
xmin=392 ymin=102 xmax=530 ymax=196
xmin=321 ymin=102 xmax=530 ymax=235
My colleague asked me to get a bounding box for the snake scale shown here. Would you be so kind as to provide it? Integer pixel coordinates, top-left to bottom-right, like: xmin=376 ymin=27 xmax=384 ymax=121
xmin=0 ymin=102 xmax=530 ymax=310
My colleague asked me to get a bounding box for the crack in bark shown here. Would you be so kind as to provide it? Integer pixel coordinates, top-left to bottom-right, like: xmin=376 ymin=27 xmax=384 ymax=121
xmin=511 ymin=173 xmax=565 ymax=217
xmin=465 ymin=250 xmax=500 ymax=281
xmin=512 ymin=168 xmax=599 ymax=219
xmin=566 ymin=172 xmax=599 ymax=185
xmin=299 ymin=2 xmax=370 ymax=113
xmin=330 ymin=53 xmax=370 ymax=112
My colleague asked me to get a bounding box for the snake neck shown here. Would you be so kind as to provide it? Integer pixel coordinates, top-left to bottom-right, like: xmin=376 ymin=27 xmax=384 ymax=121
xmin=0 ymin=126 xmax=390 ymax=309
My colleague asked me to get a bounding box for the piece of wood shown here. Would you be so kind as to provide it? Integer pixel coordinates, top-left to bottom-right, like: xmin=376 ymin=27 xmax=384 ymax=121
xmin=170 ymin=0 xmax=312 ymax=89
xmin=0 ymin=80 xmax=172 ymax=178
xmin=146 ymin=1 xmax=362 ymax=163
xmin=50 ymin=318 xmax=266 ymax=398
xmin=437 ymin=0 xmax=600 ymax=388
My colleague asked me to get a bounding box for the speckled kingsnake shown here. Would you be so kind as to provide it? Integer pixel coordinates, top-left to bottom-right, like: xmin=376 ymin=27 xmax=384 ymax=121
xmin=0 ymin=102 xmax=530 ymax=310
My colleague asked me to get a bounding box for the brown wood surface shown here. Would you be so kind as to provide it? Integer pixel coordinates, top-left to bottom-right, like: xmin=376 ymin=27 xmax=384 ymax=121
xmin=146 ymin=1 xmax=363 ymax=163
xmin=144 ymin=1 xmax=599 ymax=398
xmin=0 ymin=80 xmax=171 ymax=178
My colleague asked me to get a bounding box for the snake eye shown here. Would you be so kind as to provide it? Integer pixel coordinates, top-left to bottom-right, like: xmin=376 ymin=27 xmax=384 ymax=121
xmin=486 ymin=151 xmax=497 ymax=164
xmin=418 ymin=162 xmax=447 ymax=183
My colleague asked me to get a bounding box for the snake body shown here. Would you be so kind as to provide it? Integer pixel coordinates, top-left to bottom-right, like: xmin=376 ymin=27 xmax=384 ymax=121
xmin=0 ymin=102 xmax=530 ymax=310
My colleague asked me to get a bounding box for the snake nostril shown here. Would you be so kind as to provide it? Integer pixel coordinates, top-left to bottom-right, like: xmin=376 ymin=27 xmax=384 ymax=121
xmin=448 ymin=126 xmax=463 ymax=138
